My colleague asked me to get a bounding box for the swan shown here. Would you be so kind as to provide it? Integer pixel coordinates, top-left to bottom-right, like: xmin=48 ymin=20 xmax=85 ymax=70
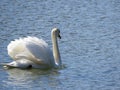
xmin=4 ymin=28 xmax=62 ymax=69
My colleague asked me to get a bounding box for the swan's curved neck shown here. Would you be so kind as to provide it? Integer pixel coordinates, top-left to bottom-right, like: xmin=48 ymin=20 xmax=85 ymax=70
xmin=51 ymin=31 xmax=61 ymax=67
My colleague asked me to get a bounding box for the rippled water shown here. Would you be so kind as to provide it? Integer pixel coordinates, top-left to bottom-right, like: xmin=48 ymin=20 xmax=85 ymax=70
xmin=0 ymin=0 xmax=120 ymax=90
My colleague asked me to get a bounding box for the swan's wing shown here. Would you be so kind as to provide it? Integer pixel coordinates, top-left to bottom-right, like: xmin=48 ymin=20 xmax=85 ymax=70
xmin=7 ymin=38 xmax=28 ymax=60
xmin=24 ymin=37 xmax=54 ymax=65
xmin=8 ymin=36 xmax=54 ymax=66
xmin=26 ymin=41 xmax=52 ymax=65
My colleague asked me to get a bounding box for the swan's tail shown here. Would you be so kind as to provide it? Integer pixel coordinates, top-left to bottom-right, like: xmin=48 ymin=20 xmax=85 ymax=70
xmin=0 ymin=62 xmax=17 ymax=69
xmin=0 ymin=60 xmax=32 ymax=69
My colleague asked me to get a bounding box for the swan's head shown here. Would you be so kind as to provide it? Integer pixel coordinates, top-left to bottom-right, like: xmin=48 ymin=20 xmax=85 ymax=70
xmin=52 ymin=28 xmax=61 ymax=39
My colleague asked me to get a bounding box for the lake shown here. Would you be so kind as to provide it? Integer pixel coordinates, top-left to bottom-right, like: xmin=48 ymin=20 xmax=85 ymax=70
xmin=0 ymin=0 xmax=120 ymax=90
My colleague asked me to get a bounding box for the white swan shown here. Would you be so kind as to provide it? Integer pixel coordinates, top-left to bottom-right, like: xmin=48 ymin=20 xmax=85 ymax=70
xmin=4 ymin=28 xmax=62 ymax=69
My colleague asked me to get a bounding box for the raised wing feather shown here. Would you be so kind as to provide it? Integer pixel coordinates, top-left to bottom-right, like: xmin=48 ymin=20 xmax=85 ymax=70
xmin=7 ymin=36 xmax=54 ymax=66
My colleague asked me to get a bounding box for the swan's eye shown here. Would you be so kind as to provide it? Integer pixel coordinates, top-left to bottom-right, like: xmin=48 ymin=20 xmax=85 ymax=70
xmin=56 ymin=28 xmax=60 ymax=33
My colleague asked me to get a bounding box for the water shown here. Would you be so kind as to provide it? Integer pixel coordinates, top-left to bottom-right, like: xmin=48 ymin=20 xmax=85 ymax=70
xmin=0 ymin=0 xmax=120 ymax=90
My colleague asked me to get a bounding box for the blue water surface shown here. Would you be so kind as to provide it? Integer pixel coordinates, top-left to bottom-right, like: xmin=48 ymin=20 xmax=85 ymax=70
xmin=0 ymin=0 xmax=120 ymax=90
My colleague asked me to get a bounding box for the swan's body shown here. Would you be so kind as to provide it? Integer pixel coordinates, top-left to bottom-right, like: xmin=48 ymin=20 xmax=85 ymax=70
xmin=4 ymin=28 xmax=61 ymax=69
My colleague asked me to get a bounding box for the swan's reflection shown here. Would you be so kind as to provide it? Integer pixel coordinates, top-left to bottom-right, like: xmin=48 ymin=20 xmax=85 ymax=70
xmin=4 ymin=68 xmax=61 ymax=88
